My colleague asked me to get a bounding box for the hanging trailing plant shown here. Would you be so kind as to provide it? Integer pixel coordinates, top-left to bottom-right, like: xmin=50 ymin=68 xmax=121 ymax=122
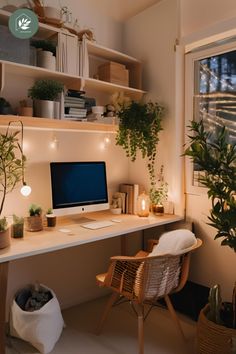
xmin=116 ymin=100 xmax=164 ymax=186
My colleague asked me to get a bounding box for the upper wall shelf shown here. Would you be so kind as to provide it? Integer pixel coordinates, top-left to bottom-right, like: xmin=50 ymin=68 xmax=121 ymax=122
xmin=0 ymin=115 xmax=118 ymax=133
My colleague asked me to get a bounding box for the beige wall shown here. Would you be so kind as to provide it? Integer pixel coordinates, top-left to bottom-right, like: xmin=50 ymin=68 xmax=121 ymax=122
xmin=123 ymin=0 xmax=184 ymax=216
xmin=1 ymin=0 xmax=129 ymax=310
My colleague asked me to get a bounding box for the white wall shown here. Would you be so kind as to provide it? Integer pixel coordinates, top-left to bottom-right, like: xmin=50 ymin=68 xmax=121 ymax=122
xmin=124 ymin=0 xmax=184 ymax=215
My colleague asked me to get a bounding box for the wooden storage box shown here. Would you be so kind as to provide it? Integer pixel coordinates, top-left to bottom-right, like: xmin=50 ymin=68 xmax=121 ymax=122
xmin=98 ymin=61 xmax=129 ymax=87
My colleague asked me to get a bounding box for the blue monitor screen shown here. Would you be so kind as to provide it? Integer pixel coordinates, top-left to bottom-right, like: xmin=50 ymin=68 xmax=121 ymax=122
xmin=50 ymin=161 xmax=108 ymax=210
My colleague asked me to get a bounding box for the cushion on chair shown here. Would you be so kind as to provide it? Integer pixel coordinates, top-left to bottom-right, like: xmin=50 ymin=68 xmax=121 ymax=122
xmin=96 ymin=273 xmax=107 ymax=287
xmin=148 ymin=229 xmax=197 ymax=257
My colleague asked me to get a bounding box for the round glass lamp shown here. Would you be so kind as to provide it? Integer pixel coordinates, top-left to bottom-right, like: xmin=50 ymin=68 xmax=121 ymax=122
xmin=137 ymin=192 xmax=150 ymax=217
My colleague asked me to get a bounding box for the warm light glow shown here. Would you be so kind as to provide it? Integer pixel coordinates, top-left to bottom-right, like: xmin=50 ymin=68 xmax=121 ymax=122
xmin=104 ymin=135 xmax=111 ymax=145
xmin=50 ymin=135 xmax=59 ymax=149
xmin=141 ymin=199 xmax=146 ymax=211
xmin=21 ymin=184 xmax=32 ymax=197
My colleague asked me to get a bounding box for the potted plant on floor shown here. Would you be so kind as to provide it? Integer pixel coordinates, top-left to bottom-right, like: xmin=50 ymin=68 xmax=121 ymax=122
xmin=28 ymin=79 xmax=64 ymax=119
xmin=26 ymin=204 xmax=43 ymax=232
xmin=115 ymin=98 xmax=165 ymax=202
xmin=0 ymin=128 xmax=25 ymax=248
xmin=184 ymin=119 xmax=236 ymax=353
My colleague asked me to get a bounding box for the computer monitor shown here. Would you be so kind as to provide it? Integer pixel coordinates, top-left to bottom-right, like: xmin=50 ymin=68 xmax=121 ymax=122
xmin=50 ymin=161 xmax=109 ymax=216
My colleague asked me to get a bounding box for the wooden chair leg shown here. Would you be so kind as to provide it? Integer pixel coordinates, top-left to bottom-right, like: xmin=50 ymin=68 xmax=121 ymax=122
xmin=0 ymin=262 xmax=9 ymax=354
xmin=96 ymin=292 xmax=119 ymax=335
xmin=137 ymin=304 xmax=144 ymax=354
xmin=164 ymin=295 xmax=186 ymax=341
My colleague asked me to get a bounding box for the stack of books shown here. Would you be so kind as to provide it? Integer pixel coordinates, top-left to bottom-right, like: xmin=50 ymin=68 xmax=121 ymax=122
xmin=64 ymin=90 xmax=87 ymax=121
xmin=119 ymin=183 xmax=143 ymax=214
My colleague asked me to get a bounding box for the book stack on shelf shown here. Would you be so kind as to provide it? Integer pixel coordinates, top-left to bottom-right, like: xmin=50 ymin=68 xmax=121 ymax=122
xmin=119 ymin=183 xmax=143 ymax=214
xmin=64 ymin=90 xmax=87 ymax=121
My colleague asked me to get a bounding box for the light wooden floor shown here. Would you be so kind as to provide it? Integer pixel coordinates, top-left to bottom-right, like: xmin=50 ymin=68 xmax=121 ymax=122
xmin=6 ymin=296 xmax=197 ymax=354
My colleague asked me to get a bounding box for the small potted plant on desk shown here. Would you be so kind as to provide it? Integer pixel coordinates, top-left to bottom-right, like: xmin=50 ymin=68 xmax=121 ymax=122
xmin=26 ymin=204 xmax=43 ymax=232
xmin=149 ymin=165 xmax=168 ymax=215
xmin=12 ymin=215 xmax=24 ymax=238
xmin=46 ymin=208 xmax=57 ymax=227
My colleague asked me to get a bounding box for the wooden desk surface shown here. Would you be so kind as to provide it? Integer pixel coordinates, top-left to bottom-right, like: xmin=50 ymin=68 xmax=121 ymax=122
xmin=0 ymin=211 xmax=183 ymax=263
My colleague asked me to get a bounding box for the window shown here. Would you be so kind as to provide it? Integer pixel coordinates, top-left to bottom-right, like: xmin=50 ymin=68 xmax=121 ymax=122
xmin=185 ymin=41 xmax=236 ymax=193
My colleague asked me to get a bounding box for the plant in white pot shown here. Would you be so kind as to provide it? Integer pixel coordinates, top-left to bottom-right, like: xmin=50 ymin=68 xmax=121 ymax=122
xmin=28 ymin=79 xmax=64 ymax=119
xmin=30 ymin=39 xmax=56 ymax=71
xmin=184 ymin=119 xmax=236 ymax=353
xmin=0 ymin=129 xmax=25 ymax=248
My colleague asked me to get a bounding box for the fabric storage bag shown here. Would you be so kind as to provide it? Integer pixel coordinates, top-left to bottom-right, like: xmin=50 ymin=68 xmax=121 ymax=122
xmin=10 ymin=284 xmax=64 ymax=354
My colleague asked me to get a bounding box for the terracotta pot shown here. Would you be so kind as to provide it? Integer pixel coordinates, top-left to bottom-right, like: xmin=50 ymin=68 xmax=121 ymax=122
xmin=0 ymin=228 xmax=10 ymax=249
xmin=26 ymin=216 xmax=43 ymax=232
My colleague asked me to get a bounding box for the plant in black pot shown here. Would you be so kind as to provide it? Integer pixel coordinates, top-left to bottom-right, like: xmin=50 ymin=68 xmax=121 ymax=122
xmin=116 ymin=99 xmax=165 ymax=203
xmin=184 ymin=119 xmax=236 ymax=353
xmin=46 ymin=208 xmax=57 ymax=227
xmin=0 ymin=97 xmax=12 ymax=115
xmin=30 ymin=39 xmax=56 ymax=71
xmin=28 ymin=79 xmax=64 ymax=119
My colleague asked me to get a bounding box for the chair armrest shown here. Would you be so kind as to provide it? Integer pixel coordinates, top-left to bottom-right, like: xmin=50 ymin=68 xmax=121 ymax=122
xmin=147 ymin=238 xmax=159 ymax=252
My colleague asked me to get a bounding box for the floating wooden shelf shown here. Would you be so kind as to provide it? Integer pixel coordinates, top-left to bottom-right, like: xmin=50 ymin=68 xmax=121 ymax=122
xmin=0 ymin=115 xmax=118 ymax=133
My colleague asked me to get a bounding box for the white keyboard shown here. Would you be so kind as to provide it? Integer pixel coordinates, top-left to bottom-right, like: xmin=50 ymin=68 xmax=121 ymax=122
xmin=81 ymin=220 xmax=114 ymax=230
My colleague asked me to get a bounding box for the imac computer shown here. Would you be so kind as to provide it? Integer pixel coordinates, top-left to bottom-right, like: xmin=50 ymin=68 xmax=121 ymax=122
xmin=50 ymin=161 xmax=109 ymax=217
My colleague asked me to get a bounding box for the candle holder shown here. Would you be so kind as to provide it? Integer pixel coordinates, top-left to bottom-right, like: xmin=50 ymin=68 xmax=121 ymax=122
xmin=137 ymin=192 xmax=150 ymax=217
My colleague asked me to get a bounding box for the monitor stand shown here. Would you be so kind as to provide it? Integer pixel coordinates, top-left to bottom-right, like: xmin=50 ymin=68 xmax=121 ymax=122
xmin=68 ymin=216 xmax=95 ymax=224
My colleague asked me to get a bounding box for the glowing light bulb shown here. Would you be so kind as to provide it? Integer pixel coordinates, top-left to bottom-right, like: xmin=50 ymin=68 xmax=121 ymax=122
xmin=21 ymin=184 xmax=32 ymax=197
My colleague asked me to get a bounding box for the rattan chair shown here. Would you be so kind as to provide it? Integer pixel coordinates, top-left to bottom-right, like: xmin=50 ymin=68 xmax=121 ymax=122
xmin=96 ymin=238 xmax=202 ymax=354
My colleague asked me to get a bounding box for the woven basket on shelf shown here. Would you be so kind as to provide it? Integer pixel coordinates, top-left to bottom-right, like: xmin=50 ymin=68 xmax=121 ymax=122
xmin=197 ymin=304 xmax=236 ymax=354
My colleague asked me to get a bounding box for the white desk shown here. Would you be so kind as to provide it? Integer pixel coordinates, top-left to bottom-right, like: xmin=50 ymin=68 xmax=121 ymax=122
xmin=0 ymin=211 xmax=183 ymax=353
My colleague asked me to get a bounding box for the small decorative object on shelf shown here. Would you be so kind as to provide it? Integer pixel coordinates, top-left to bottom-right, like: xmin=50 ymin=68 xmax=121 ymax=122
xmin=26 ymin=204 xmax=43 ymax=232
xmin=18 ymin=99 xmax=33 ymax=117
xmin=0 ymin=97 xmax=12 ymax=115
xmin=46 ymin=208 xmax=57 ymax=227
xmin=12 ymin=215 xmax=24 ymax=238
xmin=28 ymin=79 xmax=64 ymax=119
xmin=137 ymin=192 xmax=150 ymax=217
xmin=30 ymin=39 xmax=56 ymax=71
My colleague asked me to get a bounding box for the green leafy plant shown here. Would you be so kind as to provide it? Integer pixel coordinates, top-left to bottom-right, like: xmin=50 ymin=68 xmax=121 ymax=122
xmin=149 ymin=165 xmax=168 ymax=205
xmin=29 ymin=204 xmax=42 ymax=217
xmin=0 ymin=97 xmax=10 ymax=108
xmin=184 ymin=120 xmax=236 ymax=251
xmin=46 ymin=208 xmax=53 ymax=215
xmin=0 ymin=217 xmax=7 ymax=232
xmin=116 ymin=100 xmax=164 ymax=186
xmin=28 ymin=80 xmax=64 ymax=101
xmin=30 ymin=39 xmax=56 ymax=56
xmin=0 ymin=130 xmax=25 ymax=225
xmin=13 ymin=214 xmax=24 ymax=224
